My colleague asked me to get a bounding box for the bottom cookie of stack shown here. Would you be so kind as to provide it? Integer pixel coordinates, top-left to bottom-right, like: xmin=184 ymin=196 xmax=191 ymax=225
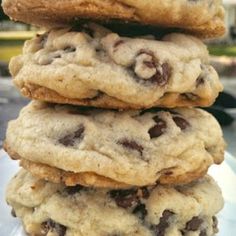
xmin=6 ymin=169 xmax=223 ymax=236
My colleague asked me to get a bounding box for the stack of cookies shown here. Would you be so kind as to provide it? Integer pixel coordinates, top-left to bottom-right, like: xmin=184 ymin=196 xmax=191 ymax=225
xmin=2 ymin=0 xmax=227 ymax=235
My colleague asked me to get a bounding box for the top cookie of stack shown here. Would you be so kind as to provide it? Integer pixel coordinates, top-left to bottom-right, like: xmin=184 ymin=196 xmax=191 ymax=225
xmin=2 ymin=0 xmax=225 ymax=37
xmin=3 ymin=0 xmax=226 ymax=110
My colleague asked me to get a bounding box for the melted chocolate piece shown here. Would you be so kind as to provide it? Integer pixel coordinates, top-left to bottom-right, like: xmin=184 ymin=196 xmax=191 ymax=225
xmin=148 ymin=117 xmax=167 ymax=138
xmin=172 ymin=116 xmax=190 ymax=130
xmin=185 ymin=216 xmax=203 ymax=231
xmin=118 ymin=139 xmax=144 ymax=156
xmin=152 ymin=210 xmax=175 ymax=236
xmin=109 ymin=189 xmax=138 ymax=208
xmin=135 ymin=51 xmax=171 ymax=86
xmin=58 ymin=125 xmax=85 ymax=147
xmin=149 ymin=62 xmax=171 ymax=86
xmin=42 ymin=219 xmax=67 ymax=236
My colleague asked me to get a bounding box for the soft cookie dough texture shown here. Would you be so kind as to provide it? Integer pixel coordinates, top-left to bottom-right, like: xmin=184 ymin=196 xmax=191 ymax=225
xmin=9 ymin=23 xmax=223 ymax=109
xmin=4 ymin=101 xmax=225 ymax=188
xmin=2 ymin=0 xmax=225 ymax=37
xmin=6 ymin=170 xmax=223 ymax=236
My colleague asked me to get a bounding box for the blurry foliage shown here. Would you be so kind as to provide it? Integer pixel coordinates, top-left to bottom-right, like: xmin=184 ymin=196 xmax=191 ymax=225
xmin=0 ymin=44 xmax=22 ymax=62
xmin=209 ymin=45 xmax=236 ymax=57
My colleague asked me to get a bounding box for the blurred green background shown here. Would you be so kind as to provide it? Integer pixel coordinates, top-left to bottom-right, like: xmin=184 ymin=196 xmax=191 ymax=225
xmin=0 ymin=2 xmax=38 ymax=63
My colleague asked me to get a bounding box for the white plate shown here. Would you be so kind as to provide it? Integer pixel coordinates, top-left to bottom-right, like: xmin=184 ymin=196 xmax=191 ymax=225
xmin=0 ymin=150 xmax=236 ymax=236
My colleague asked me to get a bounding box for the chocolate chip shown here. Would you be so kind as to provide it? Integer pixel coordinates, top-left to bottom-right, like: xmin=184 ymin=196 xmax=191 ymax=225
xmin=109 ymin=189 xmax=138 ymax=208
xmin=149 ymin=62 xmax=171 ymax=86
xmin=64 ymin=46 xmax=76 ymax=53
xmin=185 ymin=217 xmax=203 ymax=231
xmin=135 ymin=51 xmax=171 ymax=86
xmin=114 ymin=40 xmax=124 ymax=48
xmin=65 ymin=185 xmax=84 ymax=195
xmin=11 ymin=209 xmax=16 ymax=217
xmin=115 ymin=196 xmax=137 ymax=208
xmin=148 ymin=117 xmax=167 ymax=138
xmin=152 ymin=210 xmax=174 ymax=236
xmin=42 ymin=219 xmax=67 ymax=236
xmin=132 ymin=203 xmax=147 ymax=220
xmin=173 ymin=116 xmax=190 ymax=130
xmin=58 ymin=125 xmax=85 ymax=147
xmin=118 ymin=139 xmax=144 ymax=156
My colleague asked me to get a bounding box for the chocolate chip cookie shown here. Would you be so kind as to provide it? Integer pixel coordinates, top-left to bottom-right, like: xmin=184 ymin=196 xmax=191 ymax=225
xmin=6 ymin=169 xmax=223 ymax=236
xmin=9 ymin=23 xmax=223 ymax=109
xmin=4 ymin=101 xmax=225 ymax=187
xmin=2 ymin=0 xmax=225 ymax=38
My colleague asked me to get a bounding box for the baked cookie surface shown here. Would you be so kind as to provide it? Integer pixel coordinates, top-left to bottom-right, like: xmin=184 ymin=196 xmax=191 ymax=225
xmin=4 ymin=101 xmax=225 ymax=187
xmin=6 ymin=169 xmax=223 ymax=236
xmin=9 ymin=23 xmax=223 ymax=109
xmin=2 ymin=0 xmax=225 ymax=38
